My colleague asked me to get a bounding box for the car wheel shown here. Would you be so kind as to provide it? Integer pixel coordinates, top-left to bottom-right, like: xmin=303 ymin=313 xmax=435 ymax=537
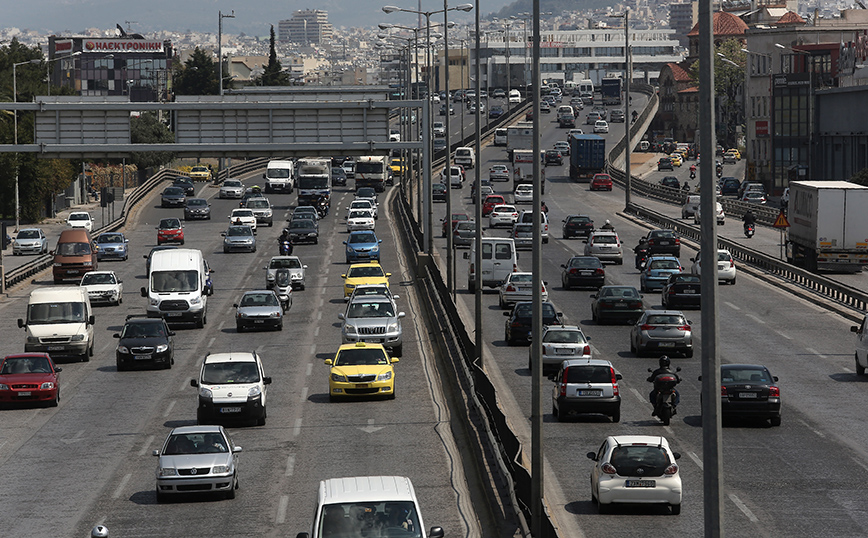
xmin=563 ymin=234 xmax=568 ymax=239
xmin=499 ymin=296 xmax=507 ymax=309
xmin=552 ymin=403 xmax=561 ymax=420
xmin=387 ymin=389 xmax=396 ymax=400
xmin=597 ymin=496 xmax=609 ymax=514
xmin=226 ymin=475 xmax=237 ymax=499
xmin=156 ymin=488 xmax=167 ymax=504
xmin=392 ymin=344 xmax=403 ymax=357
xmin=196 ymin=314 xmax=205 ymax=329
xmin=684 ymin=349 xmax=694 ymax=359
xmin=116 ymin=360 xmax=126 ymax=372
xmin=50 ymin=389 xmax=60 ymax=407
xmin=671 ymin=504 xmax=681 ymax=515
xmin=276 ymin=323 xmax=283 ymax=331
xmin=730 ymin=276 xmax=736 ymax=285
xmin=543 ymin=237 xmax=549 ymax=244
xmin=611 ymin=408 xmax=620 ymax=423
xmin=237 ymin=324 xmax=244 ymax=333
xmin=563 ymin=278 xmax=571 ymax=290
xmin=224 ymin=247 xmax=229 ymax=253
xmin=257 ymin=409 xmax=267 ymax=426
xmin=770 ymin=416 xmax=782 ymax=427
xmin=856 ymin=355 xmax=866 ymax=375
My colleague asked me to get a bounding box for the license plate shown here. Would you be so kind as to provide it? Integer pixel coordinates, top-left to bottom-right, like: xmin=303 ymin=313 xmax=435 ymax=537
xmin=683 ymin=288 xmax=696 ymax=294
xmin=220 ymin=407 xmax=242 ymax=413
xmin=18 ymin=392 xmax=31 ymax=397
xmin=739 ymin=392 xmax=758 ymax=398
xmin=658 ymin=342 xmax=675 ymax=348
xmin=354 ymin=384 xmax=369 ymax=388
xmin=167 ymin=312 xmax=182 ymax=317
xmin=626 ymin=480 xmax=656 ymax=488
xmin=660 ymin=241 xmax=670 ymax=245
xmin=48 ymin=346 xmax=65 ymax=351
xmin=518 ymin=287 xmax=531 ymax=292
xmin=580 ymin=271 xmax=593 ymax=276
xmin=253 ymin=320 xmax=265 ymax=324
xmin=556 ymin=348 xmax=574 ymax=355
xmin=67 ymin=270 xmax=78 ymax=274
xmin=134 ymin=355 xmax=152 ymax=361
xmin=577 ymin=389 xmax=602 ymax=396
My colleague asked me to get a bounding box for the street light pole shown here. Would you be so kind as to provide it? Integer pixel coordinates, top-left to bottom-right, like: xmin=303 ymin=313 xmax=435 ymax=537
xmin=218 ymin=10 xmax=235 ymax=97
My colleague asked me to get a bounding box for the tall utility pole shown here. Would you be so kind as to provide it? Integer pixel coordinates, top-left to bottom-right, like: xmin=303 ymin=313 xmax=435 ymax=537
xmin=444 ymin=11 xmax=454 ymax=296
xmin=218 ymin=10 xmax=235 ymax=96
xmin=624 ymin=10 xmax=632 ymax=208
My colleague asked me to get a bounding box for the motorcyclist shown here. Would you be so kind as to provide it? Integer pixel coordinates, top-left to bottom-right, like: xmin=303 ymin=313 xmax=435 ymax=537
xmin=743 ymin=209 xmax=757 ymax=228
xmin=316 ymin=193 xmax=330 ymax=217
xmin=633 ymin=237 xmax=650 ymax=269
xmin=647 ymin=356 xmax=681 ymax=415
xmin=682 ymin=182 xmax=690 ymax=192
xmin=541 ymin=201 xmax=549 ymax=214
xmin=601 ymin=219 xmax=615 ymax=231
xmin=278 ymin=228 xmax=293 ymax=255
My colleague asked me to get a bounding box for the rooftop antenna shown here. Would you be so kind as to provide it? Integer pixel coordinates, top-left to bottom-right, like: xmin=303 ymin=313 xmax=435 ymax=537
xmin=125 ymin=20 xmax=138 ymax=32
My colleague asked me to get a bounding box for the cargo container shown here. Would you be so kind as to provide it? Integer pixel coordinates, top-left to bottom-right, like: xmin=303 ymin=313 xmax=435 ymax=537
xmin=569 ymin=134 xmax=606 ymax=182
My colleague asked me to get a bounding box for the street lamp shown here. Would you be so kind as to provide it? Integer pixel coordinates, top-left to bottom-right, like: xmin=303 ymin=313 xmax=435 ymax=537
xmin=12 ymin=58 xmax=40 ymax=232
xmin=218 ymin=10 xmax=235 ymax=96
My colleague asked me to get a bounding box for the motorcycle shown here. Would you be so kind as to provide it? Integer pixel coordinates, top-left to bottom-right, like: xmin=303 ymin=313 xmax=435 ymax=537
xmin=744 ymin=223 xmax=755 ymax=238
xmin=273 ymin=268 xmax=293 ymax=312
xmin=279 ymin=233 xmax=293 ymax=256
xmin=635 ymin=248 xmax=650 ymax=271
xmin=648 ymin=367 xmax=681 ymax=426
xmin=689 ymin=166 xmax=696 ymax=180
xmin=316 ymin=199 xmax=330 ymax=219
xmin=716 ymin=164 xmax=723 ymax=178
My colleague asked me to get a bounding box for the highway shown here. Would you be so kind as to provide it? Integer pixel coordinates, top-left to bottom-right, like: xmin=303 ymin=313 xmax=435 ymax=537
xmin=433 ymin=95 xmax=868 ymax=536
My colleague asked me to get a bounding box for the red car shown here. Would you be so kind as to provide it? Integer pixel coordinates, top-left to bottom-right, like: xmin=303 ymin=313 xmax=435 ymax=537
xmin=156 ymin=217 xmax=185 ymax=245
xmin=590 ymin=173 xmax=613 ymax=191
xmin=442 ymin=213 xmax=470 ymax=237
xmin=482 ymin=194 xmax=506 ymax=216
xmin=0 ymin=353 xmax=61 ymax=407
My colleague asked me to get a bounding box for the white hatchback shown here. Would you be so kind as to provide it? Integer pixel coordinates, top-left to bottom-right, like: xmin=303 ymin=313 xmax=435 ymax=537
xmin=80 ymin=270 xmax=123 ymax=306
xmin=690 ymin=249 xmax=736 ymax=284
xmin=67 ymin=211 xmax=94 ymax=231
xmin=594 ymin=120 xmax=609 ymax=134
xmin=513 ymin=184 xmax=534 ymax=204
xmin=229 ymin=208 xmax=257 ymax=231
xmin=489 ymin=204 xmax=519 ymax=229
xmin=583 ymin=231 xmax=623 ymax=264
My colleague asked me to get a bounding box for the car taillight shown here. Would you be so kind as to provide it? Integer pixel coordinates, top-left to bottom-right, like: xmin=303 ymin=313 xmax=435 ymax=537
xmin=595 ymin=268 xmax=605 ymax=275
xmin=470 ymin=263 xmax=475 ymax=274
xmin=664 ymin=463 xmax=679 ymax=475
xmin=677 ymin=325 xmax=691 ymax=331
xmin=640 ymin=324 xmax=655 ymax=331
xmin=513 ymin=264 xmax=518 ymax=273
xmin=559 ymin=367 xmax=569 ymax=396
xmin=569 ymin=268 xmax=579 ymax=275
xmin=511 ymin=322 xmax=522 ymax=328
xmin=584 ymin=345 xmax=591 ymax=355
xmin=720 ymin=386 xmax=728 ymax=397
xmin=768 ymin=386 xmax=780 ymax=397
xmin=730 ymin=259 xmax=735 ymax=268
xmin=649 ymin=238 xmax=657 ymax=245
xmin=630 ymin=301 xmax=643 ymax=309
xmin=675 ymin=238 xmax=681 ymax=245
xmin=506 ymin=284 xmax=516 ymax=292
xmin=601 ymin=462 xmax=617 ymax=475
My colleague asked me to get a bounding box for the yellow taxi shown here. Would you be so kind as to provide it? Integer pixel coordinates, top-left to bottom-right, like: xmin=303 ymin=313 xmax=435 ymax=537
xmin=326 ymin=342 xmax=398 ymax=400
xmin=668 ymin=153 xmax=683 ymax=167
xmin=188 ymin=165 xmax=212 ymax=181
xmin=725 ymin=149 xmax=741 ymax=160
xmin=341 ymin=262 xmax=391 ymax=298
xmin=390 ymin=158 xmax=407 ymax=178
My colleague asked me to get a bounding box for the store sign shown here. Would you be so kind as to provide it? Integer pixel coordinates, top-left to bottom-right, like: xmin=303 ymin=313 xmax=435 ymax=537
xmin=55 ymin=40 xmax=73 ymax=53
xmin=84 ymin=40 xmax=164 ymax=53
xmin=755 ymin=120 xmax=768 ymax=137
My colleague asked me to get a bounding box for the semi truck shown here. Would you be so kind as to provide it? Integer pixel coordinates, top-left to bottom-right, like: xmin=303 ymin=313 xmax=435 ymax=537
xmin=506 ymin=122 xmax=535 ymax=162
xmin=600 ymin=77 xmax=622 ymax=106
xmin=569 ymin=134 xmax=607 ymax=182
xmin=786 ymin=180 xmax=868 ymax=273
xmin=296 ymin=158 xmax=332 ymax=206
xmin=354 ymin=155 xmax=389 ymax=192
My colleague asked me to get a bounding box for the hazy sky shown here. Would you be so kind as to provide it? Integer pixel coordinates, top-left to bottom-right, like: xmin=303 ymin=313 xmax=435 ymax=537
xmin=7 ymin=0 xmax=503 ymax=37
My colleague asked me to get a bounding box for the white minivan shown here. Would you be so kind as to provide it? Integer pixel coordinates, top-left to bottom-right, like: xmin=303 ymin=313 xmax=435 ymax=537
xmin=493 ymin=128 xmax=508 ymax=146
xmin=508 ymin=89 xmax=521 ymax=104
xmin=296 ymin=476 xmax=444 ymax=538
xmin=465 ymin=237 xmax=518 ymax=292
xmin=18 ymin=287 xmax=95 ymax=361
xmin=141 ymin=248 xmax=212 ymax=328
xmin=263 ymin=159 xmax=294 ymax=193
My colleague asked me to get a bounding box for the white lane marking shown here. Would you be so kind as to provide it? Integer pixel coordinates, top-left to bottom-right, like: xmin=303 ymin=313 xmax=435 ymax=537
xmin=99 ymin=342 xmax=113 ymax=353
xmin=687 ymin=451 xmax=703 ymax=470
xmin=207 ymin=337 xmax=216 ymax=348
xmin=775 ymin=330 xmax=792 ymax=340
xmin=276 ymin=495 xmax=290 ymax=524
xmin=113 ymin=473 xmax=132 ymax=499
xmin=285 ymin=455 xmax=296 ymax=477
xmin=629 ymin=387 xmax=647 ymax=404
xmin=300 ymin=386 xmax=309 ymax=402
xmin=851 ymin=457 xmax=868 ymax=474
xmin=314 ymin=326 xmax=320 ymax=338
xmin=256 ymin=345 xmax=265 ymax=353
xmin=806 ymin=347 xmax=828 ymax=359
xmin=843 ymin=367 xmax=854 ymax=373
xmin=138 ymin=435 xmax=155 ymax=456
xmin=218 ymin=320 xmax=226 ymax=331
xmin=798 ymin=418 xmax=825 ymax=438
xmin=321 ymin=286 xmax=327 ymax=295
xmin=663 ymin=426 xmax=674 ymax=436
xmin=163 ymin=400 xmax=176 ymax=417
xmin=306 ymin=363 xmax=313 ymax=376
xmin=293 ymin=418 xmax=302 ymax=437
xmin=310 ymin=345 xmax=317 ymax=356
xmin=729 ymin=494 xmax=759 ymax=523
xmin=318 ymin=297 xmax=325 ymax=308
xmin=725 ymin=301 xmax=741 ymax=311
xmin=746 ymin=313 xmax=765 ymax=325
xmin=317 ymin=311 xmax=323 ymax=321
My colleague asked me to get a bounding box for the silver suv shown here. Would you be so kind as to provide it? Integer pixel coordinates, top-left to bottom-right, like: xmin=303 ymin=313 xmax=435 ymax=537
xmin=339 ymin=294 xmax=405 ymax=356
xmin=550 ymin=358 xmax=621 ymax=422
xmin=264 ymin=256 xmax=307 ymax=290
xmin=531 ymin=325 xmax=591 ymax=372
xmin=244 ymin=197 xmax=273 ymax=226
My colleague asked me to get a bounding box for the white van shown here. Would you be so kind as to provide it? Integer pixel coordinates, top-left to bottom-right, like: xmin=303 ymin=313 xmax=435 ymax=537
xmin=578 ymin=79 xmax=594 ymax=95
xmin=465 ymin=237 xmax=518 ymax=292
xmin=18 ymin=287 xmax=95 ymax=361
xmin=297 ymin=476 xmax=444 ymax=538
xmin=494 ymin=128 xmax=508 ymax=146
xmin=141 ymin=248 xmax=212 ymax=328
xmin=518 ymin=210 xmax=550 ymax=243
xmin=453 ymin=147 xmax=476 ymax=169
xmin=508 ymin=89 xmax=522 ymax=104
xmin=263 ymin=160 xmax=294 ymax=194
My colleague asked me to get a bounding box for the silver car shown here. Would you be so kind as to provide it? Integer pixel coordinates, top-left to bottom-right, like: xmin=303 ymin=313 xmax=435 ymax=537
xmin=264 ymin=256 xmax=307 ymax=290
xmin=452 ymin=221 xmax=477 ymax=248
xmin=12 ymin=228 xmax=48 ymax=255
xmin=153 ymin=425 xmax=241 ymax=502
xmin=219 ymin=178 xmax=245 ymax=199
xmin=531 ymin=324 xmax=591 ymax=373
xmin=511 ymin=223 xmax=534 ymax=250
xmin=222 ymin=225 xmax=256 ymax=253
xmin=234 ymin=290 xmax=283 ymax=332
xmin=583 ymin=231 xmax=623 ymax=264
xmin=348 ymin=199 xmax=378 ymax=220
xmin=498 ymin=272 xmax=549 ymax=309
xmin=339 ymin=295 xmax=405 ymax=356
xmin=630 ymin=309 xmax=693 ymax=358
xmin=551 ymin=358 xmax=622 ymax=422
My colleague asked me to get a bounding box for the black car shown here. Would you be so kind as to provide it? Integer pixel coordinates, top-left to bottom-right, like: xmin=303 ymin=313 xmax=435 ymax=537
xmin=356 ymin=187 xmax=378 ymax=202
xmin=702 ymin=364 xmax=781 ymax=426
xmin=433 ymin=183 xmax=447 ymax=202
xmin=160 ymin=186 xmax=186 ymax=208
xmin=3 ymin=233 xmax=11 ymax=249
xmin=172 ymin=177 xmax=195 ymax=196
xmin=561 ymin=256 xmax=605 ymax=289
xmin=288 ymin=217 xmax=319 ymax=244
xmin=657 ymin=158 xmax=674 ymax=171
xmin=660 ymin=176 xmax=680 ymax=189
xmin=184 ymin=198 xmax=211 ymax=220
xmin=545 ymin=150 xmax=564 ymax=166
xmin=590 ymin=286 xmax=644 ymax=325
xmin=434 ymin=139 xmax=448 ymax=153
xmin=562 ymin=214 xmax=595 ymax=239
xmin=488 ymin=105 xmax=505 ymax=119
xmin=332 ymin=167 xmax=348 ymax=186
xmin=504 ymin=301 xmax=562 ymax=345
xmin=114 ymin=317 xmax=175 ymax=371
xmin=661 ymin=273 xmax=701 ymax=309
xmin=646 ymin=229 xmax=681 ymax=257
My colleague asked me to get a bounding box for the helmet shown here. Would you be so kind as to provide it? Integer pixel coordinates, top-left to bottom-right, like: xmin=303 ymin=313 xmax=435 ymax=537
xmin=658 ymin=356 xmax=671 ymax=369
xmin=605 ymin=219 xmax=611 ymax=225
xmin=91 ymin=526 xmax=109 ymax=538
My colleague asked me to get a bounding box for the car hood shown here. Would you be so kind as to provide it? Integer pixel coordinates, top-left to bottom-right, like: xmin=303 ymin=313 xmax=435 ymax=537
xmin=15 ymin=239 xmax=43 ymax=245
xmin=290 ymin=226 xmax=318 ymax=234
xmin=345 ymin=316 xmax=398 ymax=327
xmin=98 ymin=242 xmax=125 ymax=249
xmin=0 ymin=372 xmax=56 ymax=384
xmin=159 ymin=453 xmax=233 ymax=469
xmin=118 ymin=336 xmax=169 ymax=348
xmin=205 ymin=382 xmax=259 ymax=400
xmin=348 ymin=242 xmax=378 ymax=251
xmin=28 ymin=322 xmax=87 ymax=337
xmin=225 ymin=235 xmax=254 ymax=242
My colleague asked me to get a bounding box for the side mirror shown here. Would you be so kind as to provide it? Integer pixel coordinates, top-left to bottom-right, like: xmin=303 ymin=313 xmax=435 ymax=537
xmin=263 ymin=376 xmax=273 ymax=385
xmin=152 ymin=450 xmax=161 ymax=457
xmin=851 ymin=326 xmax=860 ymax=333
xmin=54 ymin=367 xmax=62 ymax=373
xmin=463 ymin=252 xmax=469 ymax=259
xmin=17 ymin=319 xmax=25 ymax=328
xmin=590 ymin=294 xmax=597 ymax=298
xmin=143 ymin=254 xmax=148 ymax=259
xmin=615 ymin=373 xmax=623 ymax=380
xmin=673 ymin=452 xmax=682 ymax=460
xmin=503 ymin=312 xmax=510 ymax=317
xmin=648 ymin=368 xmax=654 ymax=373
xmin=233 ymin=304 xmax=239 ymax=308
xmin=773 ymin=376 xmax=779 ymax=382
xmin=338 ymin=313 xmax=345 ymax=320
xmin=324 ymin=359 xmax=334 ymax=365
xmin=343 ymin=241 xmax=347 ymax=245
xmin=190 ymin=379 xmax=199 ymax=387
xmin=88 ymin=315 xmax=95 ymax=325
xmin=232 ymin=446 xmax=243 ymax=454
xmin=113 ymin=333 xmax=120 ymax=339
xmin=398 ymin=312 xmax=406 ymax=318
xmin=140 ymin=287 xmax=147 ymax=297
xmin=586 ymin=452 xmax=597 ymax=461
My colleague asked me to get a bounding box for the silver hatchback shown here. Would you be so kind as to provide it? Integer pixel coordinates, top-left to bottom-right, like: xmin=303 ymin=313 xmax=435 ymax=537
xmin=630 ymin=309 xmax=693 ymax=358
xmin=550 ymin=358 xmax=622 ymax=422
xmin=153 ymin=425 xmax=241 ymax=502
xmin=583 ymin=231 xmax=623 ymax=264
xmin=531 ymin=325 xmax=591 ymax=372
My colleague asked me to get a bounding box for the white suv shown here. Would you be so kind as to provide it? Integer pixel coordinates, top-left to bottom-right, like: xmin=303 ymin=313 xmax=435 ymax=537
xmin=191 ymin=351 xmax=271 ymax=427
xmin=551 ymin=358 xmax=622 ymax=422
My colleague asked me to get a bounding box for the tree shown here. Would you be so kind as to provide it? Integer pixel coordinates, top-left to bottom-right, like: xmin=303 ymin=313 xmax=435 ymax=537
xmin=850 ymin=168 xmax=868 ymax=187
xmin=130 ymin=112 xmax=175 ymax=171
xmin=688 ymin=39 xmax=746 ymax=149
xmin=173 ymin=47 xmax=219 ymax=95
xmin=255 ymin=26 xmax=290 ymax=86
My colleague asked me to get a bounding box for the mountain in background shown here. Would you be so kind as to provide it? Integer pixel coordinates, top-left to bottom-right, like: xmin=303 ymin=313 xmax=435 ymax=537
xmin=491 ymin=0 xmax=615 ymax=24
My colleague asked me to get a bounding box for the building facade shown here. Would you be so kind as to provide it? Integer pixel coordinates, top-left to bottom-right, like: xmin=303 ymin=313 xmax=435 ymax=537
xmin=669 ymin=2 xmax=698 ymax=48
xmin=278 ymin=10 xmax=333 ymax=46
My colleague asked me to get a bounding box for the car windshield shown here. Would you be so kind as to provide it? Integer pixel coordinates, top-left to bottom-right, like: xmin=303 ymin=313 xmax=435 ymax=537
xmin=650 ymin=231 xmax=676 ymax=239
xmin=151 ymin=270 xmax=198 ymax=293
xmin=1 ymin=356 xmax=53 ymax=375
xmin=457 ymin=222 xmax=475 ymax=231
xmin=290 ymin=220 xmax=315 ymax=229
xmin=17 ymin=230 xmax=40 ymax=239
xmin=226 ymin=226 xmax=252 ymax=237
xmin=270 ymin=258 xmax=302 ymax=269
xmin=350 ymin=233 xmax=377 ymax=244
xmin=232 ymin=210 xmax=254 ymax=218
xmin=673 ymin=275 xmax=700 ymax=283
xmin=159 ymin=219 xmax=181 ymax=229
xmin=201 ymin=361 xmax=261 ymax=385
xmin=568 ymin=216 xmax=590 ymax=224
xmin=649 ymin=259 xmax=679 ymax=270
xmin=569 ymin=258 xmax=600 ymax=268
xmin=600 ymin=287 xmax=639 ymax=298
xmin=240 ymin=293 xmax=279 ymax=307
xmin=334 ymin=348 xmax=390 ymax=366
xmin=56 ymin=242 xmax=91 ymax=256
xmin=97 ymin=234 xmax=123 ymax=243
xmin=163 ymin=187 xmax=183 ymax=196
xmin=317 ymin=502 xmax=420 ymax=538
xmin=646 ymin=314 xmax=686 ymax=325
xmin=347 ymin=301 xmax=395 ymax=318
xmin=592 ymin=235 xmax=617 ymax=245
xmin=544 ymin=330 xmax=584 ymax=344
xmin=121 ymin=322 xmax=167 ymax=338
xmin=81 ymin=273 xmax=115 ymax=285
xmin=357 ymin=188 xmax=376 ymax=198
xmin=349 ymin=210 xmax=372 ymax=219
xmin=508 ymin=274 xmax=533 ymax=283
xmin=351 ymin=201 xmax=372 ymax=209
xmin=348 ymin=266 xmax=385 ymax=278
xmin=566 ymin=365 xmax=611 ymax=383
xmin=247 ymin=200 xmax=269 ymax=209
xmin=27 ymin=302 xmax=86 ymax=324
xmin=187 ymin=199 xmax=206 ymax=207
xmin=224 ymin=180 xmax=242 ymax=188
xmin=722 ymin=367 xmax=772 ymax=383
xmin=163 ymin=433 xmax=230 ymax=455
xmin=69 ymin=213 xmax=90 ymax=221
xmin=609 ymin=445 xmax=670 ymax=477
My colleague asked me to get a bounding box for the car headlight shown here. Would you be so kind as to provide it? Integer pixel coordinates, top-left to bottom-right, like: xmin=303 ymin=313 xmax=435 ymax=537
xmin=71 ymin=334 xmax=85 ymax=342
xmin=199 ymin=387 xmax=213 ymax=399
xmin=387 ymin=322 xmax=399 ymax=332
xmin=371 ymin=246 xmax=379 ymax=252
xmin=237 ymin=311 xmax=248 ymax=318
xmin=346 ymin=245 xmax=354 ymax=253
xmin=248 ymin=385 xmax=262 ymax=397
xmin=346 ymin=284 xmax=355 ymax=290
xmin=117 ymin=345 xmax=130 ymax=354
xmin=149 ymin=297 xmax=159 ymax=306
xmin=189 ymin=296 xmax=201 ymax=305
xmin=212 ymin=464 xmax=230 ymax=474
xmin=331 ymin=373 xmax=347 ymax=382
xmin=40 ymin=382 xmax=55 ymax=390
xmin=158 ymin=467 xmax=178 ymax=477
xmin=155 ymin=344 xmax=169 ymax=353
xmin=377 ymin=370 xmax=393 ymax=381
xmin=344 ymin=324 xmax=356 ymax=334
xmin=269 ymin=311 xmax=281 ymax=318
xmin=26 ymin=336 xmax=40 ymax=344
xmin=0 ymin=383 xmax=9 ymax=390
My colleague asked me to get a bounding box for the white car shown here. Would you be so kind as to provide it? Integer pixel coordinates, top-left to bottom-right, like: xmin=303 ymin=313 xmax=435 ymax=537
xmin=80 ymin=270 xmax=123 ymax=306
xmin=219 ymin=178 xmax=245 ymax=199
xmin=587 ymin=435 xmax=683 ymax=514
xmin=441 ymin=166 xmax=464 ymax=188
xmin=346 ymin=209 xmax=375 ymax=232
xmin=693 ymin=202 xmax=726 ymax=225
xmin=567 ymin=128 xmax=584 ymax=141
xmin=594 ymin=120 xmax=609 ymax=134
xmin=513 ymin=184 xmax=534 ymax=204
xmin=433 ymin=121 xmax=446 ymax=137
xmin=690 ymin=249 xmax=737 ymax=284
xmin=534 ymin=325 xmax=591 ymax=372
xmin=489 ymin=204 xmax=519 ymax=229
xmin=583 ymin=231 xmax=623 ymax=264
xmin=498 ymin=272 xmax=548 ymax=309
xmin=12 ymin=228 xmax=48 ymax=255
xmin=489 ymin=164 xmax=510 ymax=182
xmin=229 ymin=208 xmax=257 ymax=231
xmin=67 ymin=212 xmax=94 ymax=231
xmin=348 ymin=199 xmax=378 ymax=220
xmin=264 ymin=256 xmax=307 ymax=290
